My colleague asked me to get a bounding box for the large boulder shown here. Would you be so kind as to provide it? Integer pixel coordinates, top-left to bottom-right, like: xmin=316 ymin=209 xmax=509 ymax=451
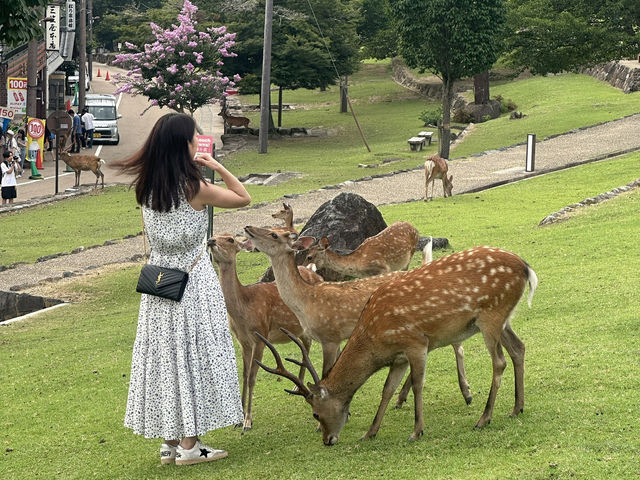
xmin=261 ymin=193 xmax=449 ymax=282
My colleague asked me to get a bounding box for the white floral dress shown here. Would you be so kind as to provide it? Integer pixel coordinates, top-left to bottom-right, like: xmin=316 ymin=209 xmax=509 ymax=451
xmin=124 ymin=196 xmax=243 ymax=439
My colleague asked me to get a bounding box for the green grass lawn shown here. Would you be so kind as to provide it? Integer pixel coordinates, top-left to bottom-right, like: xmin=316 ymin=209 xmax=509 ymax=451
xmin=1 ymin=154 xmax=639 ymax=479
xmin=2 ymin=65 xmax=640 ymax=266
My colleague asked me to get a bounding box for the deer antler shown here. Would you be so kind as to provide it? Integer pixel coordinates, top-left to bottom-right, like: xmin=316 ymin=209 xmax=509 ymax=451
xmin=279 ymin=328 xmax=320 ymax=384
xmin=255 ymin=330 xmax=319 ymax=397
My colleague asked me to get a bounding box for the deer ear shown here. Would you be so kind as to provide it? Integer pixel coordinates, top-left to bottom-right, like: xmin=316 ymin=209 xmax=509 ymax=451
xmin=294 ymin=236 xmax=316 ymax=251
xmin=307 ymin=383 xmax=328 ymax=399
xmin=319 ymin=237 xmax=330 ymax=249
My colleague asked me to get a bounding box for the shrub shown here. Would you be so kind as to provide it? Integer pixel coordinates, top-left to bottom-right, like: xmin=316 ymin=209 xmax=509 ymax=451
xmin=419 ymin=106 xmax=442 ymax=126
xmin=494 ymin=94 xmax=518 ymax=114
xmin=452 ymin=109 xmax=474 ymax=123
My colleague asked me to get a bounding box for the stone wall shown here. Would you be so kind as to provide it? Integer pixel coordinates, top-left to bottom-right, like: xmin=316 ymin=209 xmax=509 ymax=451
xmin=390 ymin=57 xmax=469 ymax=111
xmin=581 ymin=61 xmax=640 ymax=93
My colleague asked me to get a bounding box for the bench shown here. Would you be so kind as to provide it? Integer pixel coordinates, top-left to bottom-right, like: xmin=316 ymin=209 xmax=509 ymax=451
xmin=417 ymin=131 xmax=434 ymax=145
xmin=408 ymin=136 xmax=426 ymax=151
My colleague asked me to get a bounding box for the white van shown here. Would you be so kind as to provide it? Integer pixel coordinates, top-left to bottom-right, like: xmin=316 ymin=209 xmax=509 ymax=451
xmin=84 ymin=94 xmax=121 ymax=144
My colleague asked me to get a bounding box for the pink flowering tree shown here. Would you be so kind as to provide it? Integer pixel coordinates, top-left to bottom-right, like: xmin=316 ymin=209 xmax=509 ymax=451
xmin=112 ymin=0 xmax=240 ymax=117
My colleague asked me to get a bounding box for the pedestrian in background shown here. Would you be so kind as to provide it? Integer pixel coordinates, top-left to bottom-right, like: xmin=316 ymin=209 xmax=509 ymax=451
xmin=81 ymin=107 xmax=95 ymax=149
xmin=114 ymin=112 xmax=251 ymax=466
xmin=68 ymin=109 xmax=84 ymax=153
xmin=16 ymin=129 xmax=27 ymax=174
xmin=2 ymin=151 xmax=22 ymax=205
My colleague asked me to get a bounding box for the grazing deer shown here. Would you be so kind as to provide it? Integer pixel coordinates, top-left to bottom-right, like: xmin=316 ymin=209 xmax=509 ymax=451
xmin=59 ymin=143 xmax=105 ymax=188
xmin=208 ymin=234 xmax=322 ymax=431
xmin=243 ymin=226 xmax=473 ymax=409
xmin=304 ymin=221 xmax=419 ymax=278
xmin=425 ymin=154 xmax=453 ymax=201
xmin=271 ymin=203 xmax=298 ymax=235
xmin=218 ymin=108 xmax=250 ymax=129
xmin=257 ymin=246 xmax=538 ymax=445
xmin=395 ymin=236 xmax=471 ymax=407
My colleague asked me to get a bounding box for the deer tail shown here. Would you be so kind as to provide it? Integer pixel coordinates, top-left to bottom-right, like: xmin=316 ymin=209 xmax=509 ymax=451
xmin=525 ymin=265 xmax=538 ymax=307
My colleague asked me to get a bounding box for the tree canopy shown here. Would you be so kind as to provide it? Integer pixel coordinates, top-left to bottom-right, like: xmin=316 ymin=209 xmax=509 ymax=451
xmin=389 ymin=0 xmax=507 ymax=158
xmin=0 ymin=0 xmax=48 ymax=46
xmin=111 ymin=0 xmax=240 ymax=117
xmin=212 ymin=0 xmax=361 ymax=94
xmin=503 ymin=0 xmax=640 ymax=75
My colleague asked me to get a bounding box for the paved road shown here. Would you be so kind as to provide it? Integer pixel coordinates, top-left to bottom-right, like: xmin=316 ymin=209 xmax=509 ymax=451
xmin=2 ymin=88 xmax=640 ymax=292
xmin=15 ymin=62 xmax=223 ymax=202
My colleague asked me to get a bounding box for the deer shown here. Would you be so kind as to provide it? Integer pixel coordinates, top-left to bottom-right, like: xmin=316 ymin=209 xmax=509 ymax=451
xmin=242 ymin=226 xmax=473 ymax=409
xmin=304 ymin=221 xmax=419 ymax=278
xmin=394 ymin=236 xmax=471 ymax=408
xmin=425 ymin=154 xmax=453 ymax=201
xmin=58 ymin=143 xmax=105 ymax=188
xmin=256 ymin=246 xmax=538 ymax=445
xmin=218 ymin=108 xmax=250 ymax=129
xmin=208 ymin=233 xmax=323 ymax=431
xmin=271 ymin=203 xmax=298 ymax=235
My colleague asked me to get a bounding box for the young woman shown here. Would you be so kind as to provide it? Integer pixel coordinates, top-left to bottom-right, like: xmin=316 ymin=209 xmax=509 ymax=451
xmin=115 ymin=113 xmax=250 ymax=465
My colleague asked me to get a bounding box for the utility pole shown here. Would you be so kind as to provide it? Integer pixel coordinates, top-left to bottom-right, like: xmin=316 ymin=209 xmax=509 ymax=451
xmin=87 ymin=0 xmax=93 ymax=81
xmin=27 ymin=39 xmax=38 ymax=117
xmin=79 ymin=0 xmax=87 ymax=112
xmin=258 ymin=0 xmax=273 ymax=154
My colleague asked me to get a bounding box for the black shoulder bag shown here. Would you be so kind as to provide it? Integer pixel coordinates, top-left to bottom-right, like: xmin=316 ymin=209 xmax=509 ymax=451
xmin=136 ymin=210 xmax=205 ymax=302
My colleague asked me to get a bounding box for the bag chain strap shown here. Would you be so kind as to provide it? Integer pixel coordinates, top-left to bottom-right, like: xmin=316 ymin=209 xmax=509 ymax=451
xmin=140 ymin=208 xmax=205 ymax=273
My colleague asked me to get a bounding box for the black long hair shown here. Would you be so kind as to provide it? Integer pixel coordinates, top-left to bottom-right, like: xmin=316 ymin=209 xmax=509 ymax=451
xmin=114 ymin=113 xmax=203 ymax=212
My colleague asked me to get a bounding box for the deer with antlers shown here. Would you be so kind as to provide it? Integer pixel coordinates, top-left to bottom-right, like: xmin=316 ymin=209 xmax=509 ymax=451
xmin=208 ymin=234 xmax=322 ymax=431
xmin=243 ymin=226 xmax=473 ymax=410
xmin=256 ymin=246 xmax=537 ymax=445
xmin=425 ymin=154 xmax=453 ymax=201
xmin=304 ymin=221 xmax=419 ymax=278
xmin=58 ymin=143 xmax=105 ymax=188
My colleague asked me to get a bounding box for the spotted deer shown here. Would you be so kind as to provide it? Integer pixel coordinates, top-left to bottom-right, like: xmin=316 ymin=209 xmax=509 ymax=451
xmin=304 ymin=221 xmax=419 ymax=278
xmin=256 ymin=246 xmax=538 ymax=445
xmin=208 ymin=234 xmax=323 ymax=431
xmin=243 ymin=225 xmax=403 ymax=378
xmin=243 ymin=226 xmax=473 ymax=409
xmin=425 ymin=154 xmax=453 ymax=201
xmin=218 ymin=108 xmax=250 ymax=129
xmin=271 ymin=203 xmax=298 ymax=235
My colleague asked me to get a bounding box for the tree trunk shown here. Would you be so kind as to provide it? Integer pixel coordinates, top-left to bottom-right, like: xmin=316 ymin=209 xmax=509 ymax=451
xmin=277 ymin=86 xmax=282 ymax=128
xmin=439 ymin=78 xmax=454 ymax=159
xmin=340 ymin=76 xmax=348 ymax=113
xmin=473 ymin=71 xmax=490 ymax=104
xmin=27 ymin=39 xmax=38 ymax=118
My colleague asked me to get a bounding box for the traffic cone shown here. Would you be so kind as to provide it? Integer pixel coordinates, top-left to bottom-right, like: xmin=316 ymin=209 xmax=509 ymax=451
xmin=105 ymin=71 xmax=110 ymax=81
xmin=66 ymin=99 xmax=71 ymax=111
xmin=29 ymin=161 xmax=43 ymax=179
xmin=97 ymin=68 xmax=101 ymax=77
xmin=36 ymin=149 xmax=43 ymax=170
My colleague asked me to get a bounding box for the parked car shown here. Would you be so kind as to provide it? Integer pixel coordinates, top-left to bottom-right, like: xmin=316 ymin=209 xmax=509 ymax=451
xmin=84 ymin=94 xmax=121 ymax=145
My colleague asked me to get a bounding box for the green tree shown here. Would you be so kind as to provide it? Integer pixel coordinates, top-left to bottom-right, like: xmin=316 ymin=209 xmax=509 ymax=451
xmin=215 ymin=0 xmax=361 ymax=96
xmin=503 ymin=0 xmax=640 ymax=75
xmin=0 ymin=0 xmax=47 ymax=46
xmin=389 ymin=0 xmax=507 ymax=159
xmin=357 ymin=0 xmax=398 ymax=60
xmin=112 ymin=0 xmax=240 ymax=118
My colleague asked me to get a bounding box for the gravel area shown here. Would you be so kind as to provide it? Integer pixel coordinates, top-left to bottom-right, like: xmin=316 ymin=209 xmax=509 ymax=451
xmin=2 ymin=113 xmax=640 ymax=293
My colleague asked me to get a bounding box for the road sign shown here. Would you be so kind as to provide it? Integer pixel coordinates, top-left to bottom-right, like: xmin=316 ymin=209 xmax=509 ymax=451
xmin=7 ymin=77 xmax=27 ymax=115
xmin=197 ymin=135 xmax=214 ymax=155
xmin=27 ymin=118 xmax=45 ymax=139
xmin=46 ymin=110 xmax=72 ymax=135
xmin=0 ymin=106 xmax=19 ymax=120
